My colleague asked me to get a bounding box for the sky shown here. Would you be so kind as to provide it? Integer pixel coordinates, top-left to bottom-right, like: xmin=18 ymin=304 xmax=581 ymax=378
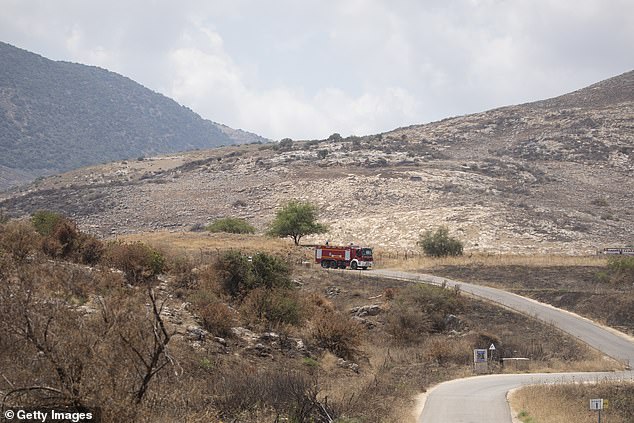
xmin=1 ymin=0 xmax=633 ymax=141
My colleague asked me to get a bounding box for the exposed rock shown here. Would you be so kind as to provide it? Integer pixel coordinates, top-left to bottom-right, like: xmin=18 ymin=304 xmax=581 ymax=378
xmin=350 ymin=304 xmax=382 ymax=317
xmin=337 ymin=358 xmax=360 ymax=373
xmin=186 ymin=325 xmax=208 ymax=342
xmin=352 ymin=315 xmax=376 ymax=329
xmin=231 ymin=327 xmax=259 ymax=345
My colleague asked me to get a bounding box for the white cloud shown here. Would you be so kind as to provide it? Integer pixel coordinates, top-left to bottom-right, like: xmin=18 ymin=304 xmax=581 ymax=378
xmin=0 ymin=0 xmax=632 ymax=139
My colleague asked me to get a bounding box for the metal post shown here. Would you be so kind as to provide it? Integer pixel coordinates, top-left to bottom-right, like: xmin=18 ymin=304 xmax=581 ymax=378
xmin=598 ymin=409 xmax=601 ymax=423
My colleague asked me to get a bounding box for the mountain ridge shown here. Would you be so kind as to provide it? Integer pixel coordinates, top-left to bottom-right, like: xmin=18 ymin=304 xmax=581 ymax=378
xmin=0 ymin=41 xmax=268 ymax=189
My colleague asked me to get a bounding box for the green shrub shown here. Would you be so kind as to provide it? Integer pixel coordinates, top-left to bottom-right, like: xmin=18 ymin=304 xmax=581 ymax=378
xmin=605 ymin=256 xmax=634 ymax=285
xmin=417 ymin=226 xmax=464 ymax=257
xmin=242 ymin=287 xmax=302 ymax=327
xmin=215 ymin=251 xmax=252 ymax=297
xmin=31 ymin=210 xmax=64 ymax=236
xmin=215 ymin=251 xmax=292 ymax=298
xmin=206 ymin=217 xmax=256 ymax=234
xmin=250 ymin=252 xmax=292 ymax=290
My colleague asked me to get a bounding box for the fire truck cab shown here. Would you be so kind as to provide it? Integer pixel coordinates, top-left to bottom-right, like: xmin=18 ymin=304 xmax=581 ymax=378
xmin=315 ymin=244 xmax=373 ymax=270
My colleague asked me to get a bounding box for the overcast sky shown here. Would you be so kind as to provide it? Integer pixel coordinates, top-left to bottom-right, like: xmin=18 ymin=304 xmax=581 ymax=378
xmin=1 ymin=0 xmax=633 ymax=140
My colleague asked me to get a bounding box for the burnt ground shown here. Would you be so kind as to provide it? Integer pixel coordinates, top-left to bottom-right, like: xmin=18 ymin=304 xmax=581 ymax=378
xmin=430 ymin=265 xmax=634 ymax=335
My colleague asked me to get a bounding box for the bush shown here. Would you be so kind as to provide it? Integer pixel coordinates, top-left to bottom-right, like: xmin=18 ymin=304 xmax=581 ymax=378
xmin=199 ymin=301 xmax=236 ymax=337
xmin=206 ymin=217 xmax=256 ymax=234
xmin=104 ymin=242 xmax=165 ymax=285
xmin=417 ymin=226 xmax=464 ymax=257
xmin=169 ymin=255 xmax=197 ymax=289
xmin=242 ymin=288 xmax=302 ymax=327
xmin=312 ymin=311 xmax=362 ymax=359
xmin=77 ymin=235 xmax=104 ymax=265
xmin=214 ymin=251 xmax=253 ymax=297
xmin=250 ymin=252 xmax=292 ymax=290
xmin=31 ymin=210 xmax=64 ymax=236
xmin=386 ymin=284 xmax=464 ymax=344
xmin=605 ymin=256 xmax=634 ymax=286
xmin=0 ymin=221 xmax=39 ymax=261
xmin=215 ymin=251 xmax=291 ymax=298
xmin=41 ymin=218 xmax=81 ymax=259
xmin=278 ymin=138 xmax=293 ymax=150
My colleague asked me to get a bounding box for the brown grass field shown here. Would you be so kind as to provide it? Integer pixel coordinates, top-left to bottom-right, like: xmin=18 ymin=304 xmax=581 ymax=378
xmin=510 ymin=381 xmax=634 ymax=423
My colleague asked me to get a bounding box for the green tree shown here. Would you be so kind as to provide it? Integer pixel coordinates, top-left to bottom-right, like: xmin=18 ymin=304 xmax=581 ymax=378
xmin=267 ymin=200 xmax=327 ymax=245
xmin=417 ymin=226 xmax=464 ymax=257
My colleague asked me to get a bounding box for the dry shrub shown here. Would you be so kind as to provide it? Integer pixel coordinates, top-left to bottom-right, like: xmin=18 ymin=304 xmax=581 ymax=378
xmin=386 ymin=283 xmax=464 ymax=344
xmin=311 ymin=311 xmax=363 ymax=359
xmin=104 ymin=241 xmax=165 ymax=285
xmin=423 ymin=336 xmax=470 ymax=365
xmin=168 ymin=255 xmax=198 ymax=289
xmin=383 ymin=287 xmax=396 ymax=300
xmin=0 ymin=220 xmax=39 ymax=261
xmin=199 ymin=301 xmax=236 ymax=338
xmin=77 ymin=235 xmax=104 ymax=265
xmin=41 ymin=218 xmax=80 ymax=259
xmin=241 ymin=287 xmax=303 ymax=328
xmin=0 ymin=261 xmax=175 ymax=421
xmin=386 ymin=304 xmax=432 ymax=345
xmin=215 ymin=366 xmax=334 ymax=422
xmin=301 ymin=292 xmax=335 ymax=318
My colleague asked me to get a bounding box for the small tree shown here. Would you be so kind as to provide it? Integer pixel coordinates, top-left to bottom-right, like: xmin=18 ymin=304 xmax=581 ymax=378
xmin=267 ymin=200 xmax=327 ymax=245
xmin=417 ymin=226 xmax=464 ymax=257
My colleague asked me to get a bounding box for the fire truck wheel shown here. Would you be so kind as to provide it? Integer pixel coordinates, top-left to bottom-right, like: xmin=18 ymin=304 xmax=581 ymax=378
xmin=361 ymin=267 xmax=367 ymax=270
xmin=329 ymin=260 xmax=338 ymax=269
xmin=321 ymin=261 xmax=328 ymax=268
xmin=351 ymin=261 xmax=358 ymax=270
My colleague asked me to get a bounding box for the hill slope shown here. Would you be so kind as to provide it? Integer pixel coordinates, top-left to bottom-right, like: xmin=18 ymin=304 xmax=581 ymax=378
xmin=0 ymin=42 xmax=267 ymax=189
xmin=1 ymin=70 xmax=632 ymax=253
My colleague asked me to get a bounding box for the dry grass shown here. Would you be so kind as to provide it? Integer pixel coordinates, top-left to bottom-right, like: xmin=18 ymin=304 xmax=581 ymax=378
xmin=510 ymin=381 xmax=634 ymax=423
xmin=117 ymin=231 xmax=310 ymax=266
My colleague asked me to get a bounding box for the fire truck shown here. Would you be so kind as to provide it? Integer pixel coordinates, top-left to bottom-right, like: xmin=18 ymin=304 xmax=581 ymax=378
xmin=315 ymin=244 xmax=373 ymax=270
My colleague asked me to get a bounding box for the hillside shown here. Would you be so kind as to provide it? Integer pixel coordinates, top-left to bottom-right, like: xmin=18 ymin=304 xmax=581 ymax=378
xmin=0 ymin=42 xmax=267 ymax=189
xmin=1 ymin=70 xmax=632 ymax=254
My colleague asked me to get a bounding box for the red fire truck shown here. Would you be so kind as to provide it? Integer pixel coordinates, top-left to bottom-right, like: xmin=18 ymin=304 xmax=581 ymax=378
xmin=315 ymin=244 xmax=373 ymax=270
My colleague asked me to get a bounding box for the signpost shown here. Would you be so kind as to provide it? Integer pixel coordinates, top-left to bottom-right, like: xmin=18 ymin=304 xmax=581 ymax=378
xmin=473 ymin=349 xmax=487 ymax=373
xmin=590 ymin=399 xmax=604 ymax=423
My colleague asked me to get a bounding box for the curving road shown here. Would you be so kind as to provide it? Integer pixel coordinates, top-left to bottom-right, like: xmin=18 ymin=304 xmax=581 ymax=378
xmin=368 ymin=269 xmax=634 ymax=422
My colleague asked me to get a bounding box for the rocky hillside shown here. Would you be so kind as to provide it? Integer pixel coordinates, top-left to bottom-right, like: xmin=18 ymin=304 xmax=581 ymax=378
xmin=1 ymin=71 xmax=632 ymax=254
xmin=0 ymin=42 xmax=267 ymax=189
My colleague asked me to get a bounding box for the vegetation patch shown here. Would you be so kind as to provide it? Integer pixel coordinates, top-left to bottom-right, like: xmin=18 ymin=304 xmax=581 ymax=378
xmin=206 ymin=217 xmax=256 ymax=234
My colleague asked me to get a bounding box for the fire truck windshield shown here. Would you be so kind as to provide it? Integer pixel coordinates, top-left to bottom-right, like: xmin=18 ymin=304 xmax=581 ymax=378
xmin=362 ymin=248 xmax=372 ymax=256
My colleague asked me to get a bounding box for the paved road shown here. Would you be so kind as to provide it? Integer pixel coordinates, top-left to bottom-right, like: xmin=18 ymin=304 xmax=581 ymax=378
xmin=417 ymin=372 xmax=634 ymax=423
xmin=368 ymin=269 xmax=634 ymax=422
